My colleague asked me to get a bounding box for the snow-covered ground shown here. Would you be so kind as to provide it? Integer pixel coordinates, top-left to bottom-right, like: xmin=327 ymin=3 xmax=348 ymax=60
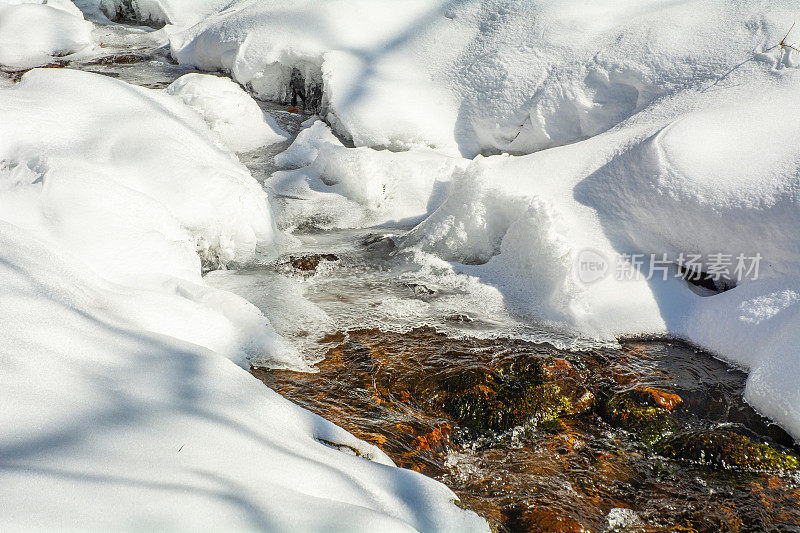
xmin=167 ymin=0 xmax=800 ymax=440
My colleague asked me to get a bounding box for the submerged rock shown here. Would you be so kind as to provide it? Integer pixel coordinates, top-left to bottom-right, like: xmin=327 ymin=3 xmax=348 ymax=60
xmin=656 ymin=429 xmax=800 ymax=471
xmin=287 ymin=253 xmax=339 ymax=272
xmin=436 ymin=359 xmax=594 ymax=436
xmin=602 ymin=391 xmax=679 ymax=445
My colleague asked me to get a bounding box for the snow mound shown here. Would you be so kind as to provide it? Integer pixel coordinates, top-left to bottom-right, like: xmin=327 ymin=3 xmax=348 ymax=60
xmin=0 ymin=67 xmax=280 ymax=366
xmin=274 ymin=119 xmax=342 ymax=169
xmin=0 ymin=1 xmax=93 ymax=70
xmin=270 ymin=121 xmax=464 ymax=230
xmin=167 ymin=73 xmax=289 ymax=152
xmin=169 ymin=0 xmax=798 ymax=157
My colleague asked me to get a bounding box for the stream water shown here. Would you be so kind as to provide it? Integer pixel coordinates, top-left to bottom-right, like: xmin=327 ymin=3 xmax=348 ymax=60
xmin=39 ymin=23 xmax=800 ymax=533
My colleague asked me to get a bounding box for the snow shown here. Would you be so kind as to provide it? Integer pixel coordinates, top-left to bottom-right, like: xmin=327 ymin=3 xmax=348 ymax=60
xmin=0 ymin=67 xmax=487 ymax=531
xmin=167 ymin=73 xmax=289 ymax=152
xmin=169 ymin=0 xmax=800 ymax=439
xmin=168 ymin=0 xmax=463 ymax=153
xmin=270 ymin=121 xmax=464 ymax=230
xmin=169 ymin=0 xmax=799 ymax=157
xmin=0 ymin=1 xmax=93 ymax=70
xmin=0 ymin=67 xmax=288 ymax=369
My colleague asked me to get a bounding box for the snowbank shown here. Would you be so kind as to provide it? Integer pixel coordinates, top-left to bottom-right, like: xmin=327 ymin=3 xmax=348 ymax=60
xmin=401 ymin=75 xmax=800 ymax=438
xmin=0 ymin=1 xmax=93 ymax=70
xmin=0 ymin=227 xmax=485 ymax=532
xmin=0 ymin=67 xmax=487 ymax=531
xmin=0 ymin=67 xmax=284 ymax=368
xmin=167 ymin=73 xmax=289 ymax=152
xmin=169 ymin=0 xmax=799 ymax=157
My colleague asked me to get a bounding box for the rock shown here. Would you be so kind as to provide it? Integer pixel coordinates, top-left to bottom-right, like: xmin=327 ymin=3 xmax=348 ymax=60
xmin=633 ymin=387 xmax=683 ymax=411
xmin=655 ymin=429 xmax=800 ymax=471
xmin=287 ymin=253 xmax=339 ymax=271
xmin=503 ymin=504 xmax=591 ymax=533
xmin=603 ymin=392 xmax=678 ymax=444
xmin=87 ymin=54 xmax=148 ymax=65
xmin=437 ymin=361 xmax=594 ymax=435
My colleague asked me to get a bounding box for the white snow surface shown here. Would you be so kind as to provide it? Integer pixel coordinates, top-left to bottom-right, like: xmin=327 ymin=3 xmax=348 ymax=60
xmin=176 ymin=0 xmax=800 ymax=439
xmin=0 ymin=67 xmax=487 ymax=531
xmin=169 ymin=0 xmax=800 ymax=157
xmin=167 ymin=72 xmax=289 ymax=152
xmin=0 ymin=0 xmax=93 ymax=70
xmin=0 ymin=67 xmax=289 ymax=369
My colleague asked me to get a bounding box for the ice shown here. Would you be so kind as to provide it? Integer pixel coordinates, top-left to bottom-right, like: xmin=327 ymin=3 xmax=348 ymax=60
xmin=0 ymin=1 xmax=93 ymax=70
xmin=167 ymin=73 xmax=289 ymax=152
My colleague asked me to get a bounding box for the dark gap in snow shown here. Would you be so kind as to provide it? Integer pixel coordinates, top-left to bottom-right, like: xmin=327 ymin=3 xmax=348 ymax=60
xmin=287 ymin=67 xmax=324 ymax=114
xmin=316 ymin=438 xmax=365 ymax=458
xmin=677 ymin=263 xmax=736 ymax=295
xmin=102 ymin=1 xmax=167 ymax=29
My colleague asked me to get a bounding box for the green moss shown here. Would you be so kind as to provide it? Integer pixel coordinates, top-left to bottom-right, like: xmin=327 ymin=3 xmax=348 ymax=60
xmin=604 ymin=393 xmax=678 ymax=445
xmin=655 ymin=430 xmax=800 ymax=471
xmin=440 ymin=369 xmax=593 ymax=435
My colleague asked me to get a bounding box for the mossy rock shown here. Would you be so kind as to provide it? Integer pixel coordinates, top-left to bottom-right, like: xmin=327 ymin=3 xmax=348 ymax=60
xmin=603 ymin=393 xmax=678 ymax=445
xmin=655 ymin=429 xmax=800 ymax=471
xmin=440 ymin=371 xmax=593 ymax=435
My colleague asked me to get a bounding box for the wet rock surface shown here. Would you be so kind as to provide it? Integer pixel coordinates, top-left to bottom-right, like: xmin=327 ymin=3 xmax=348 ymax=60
xmin=285 ymin=253 xmax=340 ymax=272
xmin=253 ymin=328 xmax=800 ymax=532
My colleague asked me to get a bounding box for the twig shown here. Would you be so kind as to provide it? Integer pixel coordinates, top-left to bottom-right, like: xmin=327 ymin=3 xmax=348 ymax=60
xmin=765 ymin=22 xmax=800 ymax=54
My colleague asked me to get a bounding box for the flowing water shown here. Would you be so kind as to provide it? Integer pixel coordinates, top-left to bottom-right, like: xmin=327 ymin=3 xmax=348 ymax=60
xmin=27 ymin=22 xmax=800 ymax=533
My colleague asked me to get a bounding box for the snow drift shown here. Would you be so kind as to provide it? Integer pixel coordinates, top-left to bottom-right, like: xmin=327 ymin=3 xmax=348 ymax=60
xmin=0 ymin=66 xmax=287 ymax=368
xmin=167 ymin=73 xmax=289 ymax=152
xmin=169 ymin=0 xmax=798 ymax=157
xmin=74 ymin=0 xmax=233 ymax=26
xmin=0 ymin=0 xmax=93 ymax=70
